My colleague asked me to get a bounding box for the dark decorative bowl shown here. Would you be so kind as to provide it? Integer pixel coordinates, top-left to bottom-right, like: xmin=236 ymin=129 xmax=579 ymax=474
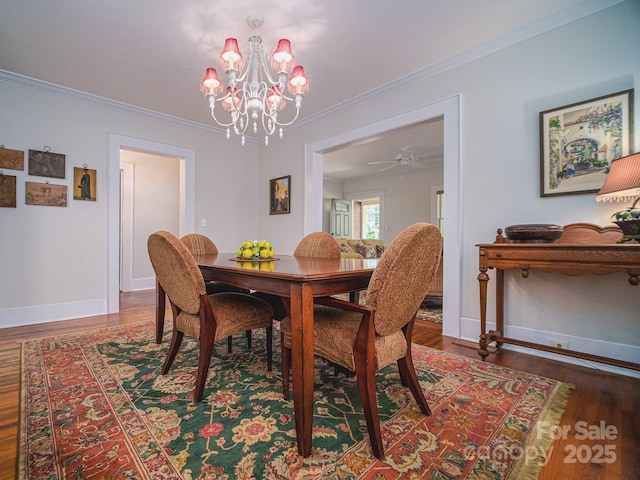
xmin=504 ymin=224 xmax=564 ymax=243
xmin=614 ymin=220 xmax=640 ymax=243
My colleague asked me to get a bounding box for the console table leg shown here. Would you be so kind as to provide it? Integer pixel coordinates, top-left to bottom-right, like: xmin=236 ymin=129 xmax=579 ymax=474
xmin=478 ymin=270 xmax=490 ymax=360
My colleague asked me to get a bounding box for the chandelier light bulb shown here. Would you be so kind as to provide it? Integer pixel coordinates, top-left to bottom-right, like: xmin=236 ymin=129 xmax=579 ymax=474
xmin=200 ymin=14 xmax=309 ymax=145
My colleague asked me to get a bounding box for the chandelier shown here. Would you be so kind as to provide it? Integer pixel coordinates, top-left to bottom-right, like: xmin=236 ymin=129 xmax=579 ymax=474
xmin=200 ymin=14 xmax=309 ymax=146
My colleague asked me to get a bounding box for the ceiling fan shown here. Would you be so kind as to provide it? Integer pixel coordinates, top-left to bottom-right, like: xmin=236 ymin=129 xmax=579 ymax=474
xmin=367 ymin=147 xmax=426 ymax=172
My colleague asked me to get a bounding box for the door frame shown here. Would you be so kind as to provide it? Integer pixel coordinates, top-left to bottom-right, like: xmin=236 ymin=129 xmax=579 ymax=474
xmin=107 ymin=134 xmax=195 ymax=313
xmin=303 ymin=95 xmax=460 ymax=337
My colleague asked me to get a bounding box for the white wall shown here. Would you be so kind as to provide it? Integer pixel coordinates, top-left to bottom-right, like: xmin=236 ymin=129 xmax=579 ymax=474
xmin=256 ymin=1 xmax=640 ymax=372
xmin=0 ymin=78 xmax=259 ymax=327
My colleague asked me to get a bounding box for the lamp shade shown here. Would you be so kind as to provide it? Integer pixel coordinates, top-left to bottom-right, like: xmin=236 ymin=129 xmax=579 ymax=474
xmin=221 ymin=87 xmax=241 ymax=112
xmin=219 ymin=38 xmax=244 ymax=71
xmin=200 ymin=68 xmax=223 ymax=96
xmin=271 ymin=39 xmax=294 ymax=73
xmin=267 ymin=86 xmax=286 ymax=111
xmin=596 ymin=152 xmax=640 ymax=202
xmin=287 ymin=65 xmax=309 ymax=95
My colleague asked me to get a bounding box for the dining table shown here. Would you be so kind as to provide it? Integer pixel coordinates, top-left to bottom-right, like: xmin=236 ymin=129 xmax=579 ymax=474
xmin=157 ymin=253 xmax=378 ymax=457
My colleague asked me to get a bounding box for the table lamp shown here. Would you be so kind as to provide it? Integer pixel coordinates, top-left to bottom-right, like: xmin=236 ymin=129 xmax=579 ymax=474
xmin=596 ymin=151 xmax=640 ymax=243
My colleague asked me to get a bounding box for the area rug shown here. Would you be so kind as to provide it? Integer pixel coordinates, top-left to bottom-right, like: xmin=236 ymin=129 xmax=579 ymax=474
xmin=19 ymin=322 xmax=572 ymax=479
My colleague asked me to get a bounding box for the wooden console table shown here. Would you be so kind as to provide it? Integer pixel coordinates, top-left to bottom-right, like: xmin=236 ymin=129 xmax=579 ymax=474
xmin=477 ymin=223 xmax=640 ymax=371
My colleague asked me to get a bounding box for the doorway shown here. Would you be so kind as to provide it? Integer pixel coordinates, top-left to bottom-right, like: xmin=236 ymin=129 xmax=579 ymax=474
xmin=107 ymin=134 xmax=195 ymax=313
xmin=119 ymin=149 xmax=181 ymax=293
xmin=304 ymin=96 xmax=460 ymax=338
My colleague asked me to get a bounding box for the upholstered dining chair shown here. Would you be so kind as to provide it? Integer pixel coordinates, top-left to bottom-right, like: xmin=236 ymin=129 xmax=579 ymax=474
xmin=180 ymin=233 xmax=252 ymax=352
xmin=280 ymin=223 xmax=442 ymax=459
xmin=252 ymin=231 xmax=342 ymax=321
xmin=148 ymin=230 xmax=274 ymax=402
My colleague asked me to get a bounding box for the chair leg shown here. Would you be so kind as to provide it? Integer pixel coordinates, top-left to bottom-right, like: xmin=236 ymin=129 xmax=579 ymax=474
xmin=161 ymin=330 xmax=184 ymax=374
xmin=265 ymin=325 xmax=273 ymax=372
xmin=397 ymin=317 xmax=431 ymax=415
xmin=397 ymin=354 xmax=431 ymax=416
xmin=246 ymin=329 xmax=252 ymax=348
xmin=354 ymin=349 xmax=384 ymax=459
xmin=227 ymin=335 xmax=232 ymax=353
xmin=194 ymin=337 xmax=215 ymax=403
xmin=281 ymin=334 xmax=291 ymax=400
xmin=155 ymin=281 xmax=165 ymax=344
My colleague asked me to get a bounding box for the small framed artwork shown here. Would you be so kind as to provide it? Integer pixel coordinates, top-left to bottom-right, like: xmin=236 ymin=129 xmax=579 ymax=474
xmin=540 ymin=89 xmax=634 ymax=197
xmin=0 ymin=146 xmax=24 ymax=171
xmin=73 ymin=165 xmax=96 ymax=201
xmin=25 ymin=181 xmax=67 ymax=207
xmin=28 ymin=148 xmax=66 ymax=179
xmin=0 ymin=173 xmax=17 ymax=208
xmin=269 ymin=175 xmax=290 ymax=215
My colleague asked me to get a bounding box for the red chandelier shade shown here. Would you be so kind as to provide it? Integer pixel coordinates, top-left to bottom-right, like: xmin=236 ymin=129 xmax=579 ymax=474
xmin=267 ymin=86 xmax=286 ymax=111
xmin=220 ymin=38 xmax=243 ymax=71
xmin=288 ymin=66 xmax=309 ymax=95
xmin=200 ymin=68 xmax=223 ymax=96
xmin=221 ymin=87 xmax=241 ymax=112
xmin=271 ymin=39 xmax=294 ymax=73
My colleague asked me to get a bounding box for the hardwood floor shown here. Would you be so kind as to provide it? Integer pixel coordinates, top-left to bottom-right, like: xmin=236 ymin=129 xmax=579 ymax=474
xmin=1 ymin=290 xmax=637 ymax=479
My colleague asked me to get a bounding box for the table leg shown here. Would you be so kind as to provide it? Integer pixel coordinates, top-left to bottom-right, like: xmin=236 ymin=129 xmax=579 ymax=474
xmin=495 ymin=269 xmax=504 ymax=347
xmin=478 ymin=268 xmax=490 ymax=360
xmin=156 ymin=279 xmax=165 ymax=344
xmin=288 ymin=282 xmax=315 ymax=457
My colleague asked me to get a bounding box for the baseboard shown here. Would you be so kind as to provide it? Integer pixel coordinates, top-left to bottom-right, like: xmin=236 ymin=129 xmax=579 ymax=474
xmin=460 ymin=316 xmax=639 ymax=379
xmin=0 ymin=299 xmax=107 ymax=329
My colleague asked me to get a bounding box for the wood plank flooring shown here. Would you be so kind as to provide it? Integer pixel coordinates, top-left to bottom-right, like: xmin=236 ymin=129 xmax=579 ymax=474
xmin=1 ymin=290 xmax=637 ymax=479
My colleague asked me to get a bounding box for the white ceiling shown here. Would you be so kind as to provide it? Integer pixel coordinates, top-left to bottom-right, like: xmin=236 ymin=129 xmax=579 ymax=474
xmin=0 ymin=0 xmax=606 ymax=179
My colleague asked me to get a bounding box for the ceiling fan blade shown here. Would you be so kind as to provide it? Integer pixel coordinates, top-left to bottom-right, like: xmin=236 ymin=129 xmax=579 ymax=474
xmin=378 ymin=163 xmax=398 ymax=172
xmin=368 ymin=160 xmax=396 ymax=165
xmin=409 ymin=162 xmax=427 ymax=168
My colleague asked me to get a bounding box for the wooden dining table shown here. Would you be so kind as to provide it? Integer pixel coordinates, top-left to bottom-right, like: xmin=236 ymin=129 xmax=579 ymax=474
xmin=158 ymin=253 xmax=378 ymax=457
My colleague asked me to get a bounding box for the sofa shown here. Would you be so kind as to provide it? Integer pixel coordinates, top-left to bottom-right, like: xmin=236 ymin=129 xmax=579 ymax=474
xmin=336 ymin=237 xmax=443 ymax=300
xmin=336 ymin=237 xmax=386 ymax=259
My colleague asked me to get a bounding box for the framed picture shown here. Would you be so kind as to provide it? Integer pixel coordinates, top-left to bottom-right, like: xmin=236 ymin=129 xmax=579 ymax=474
xmin=269 ymin=175 xmax=290 ymax=215
xmin=540 ymin=89 xmax=634 ymax=197
xmin=28 ymin=148 xmax=66 ymax=179
xmin=73 ymin=166 xmax=97 ymax=201
xmin=25 ymin=181 xmax=67 ymax=207
xmin=0 ymin=147 xmax=24 ymax=171
xmin=0 ymin=173 xmax=17 ymax=208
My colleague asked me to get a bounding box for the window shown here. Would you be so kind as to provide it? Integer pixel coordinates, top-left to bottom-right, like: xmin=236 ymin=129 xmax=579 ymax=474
xmin=436 ymin=189 xmax=444 ymax=232
xmin=361 ymin=198 xmax=380 ymax=239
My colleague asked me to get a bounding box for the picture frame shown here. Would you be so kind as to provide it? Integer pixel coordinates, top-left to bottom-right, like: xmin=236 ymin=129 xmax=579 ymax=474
xmin=25 ymin=181 xmax=67 ymax=207
xmin=0 ymin=147 xmax=24 ymax=171
xmin=28 ymin=148 xmax=66 ymax=179
xmin=0 ymin=173 xmax=17 ymax=208
xmin=73 ymin=166 xmax=97 ymax=201
xmin=539 ymin=89 xmax=634 ymax=197
xmin=269 ymin=175 xmax=290 ymax=215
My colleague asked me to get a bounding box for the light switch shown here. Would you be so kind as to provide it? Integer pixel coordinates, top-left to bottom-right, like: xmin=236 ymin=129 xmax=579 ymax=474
xmin=200 ymin=218 xmax=207 ymax=227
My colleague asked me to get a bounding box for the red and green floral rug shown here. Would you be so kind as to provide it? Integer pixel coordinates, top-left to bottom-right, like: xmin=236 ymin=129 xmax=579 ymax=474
xmin=19 ymin=322 xmax=571 ymax=479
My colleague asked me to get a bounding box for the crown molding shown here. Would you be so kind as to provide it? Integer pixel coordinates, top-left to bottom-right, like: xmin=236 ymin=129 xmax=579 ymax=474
xmin=0 ymin=68 xmax=232 ymax=139
xmin=293 ymin=0 xmax=626 ymax=130
xmin=1 ymin=0 xmax=624 ymax=139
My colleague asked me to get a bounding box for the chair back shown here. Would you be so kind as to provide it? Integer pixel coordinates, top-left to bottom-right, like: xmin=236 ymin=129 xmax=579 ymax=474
xmin=293 ymin=231 xmax=341 ymax=258
xmin=180 ymin=233 xmax=219 ymax=255
xmin=365 ymin=223 xmax=442 ymax=336
xmin=148 ymin=231 xmax=206 ymax=315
